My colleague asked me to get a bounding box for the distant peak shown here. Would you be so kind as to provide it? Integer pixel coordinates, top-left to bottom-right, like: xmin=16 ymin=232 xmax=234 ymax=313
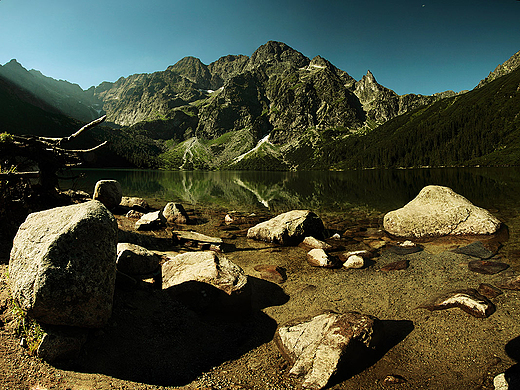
xmin=249 ymin=41 xmax=309 ymax=68
xmin=365 ymin=70 xmax=376 ymax=82
xmin=4 ymin=58 xmax=25 ymax=69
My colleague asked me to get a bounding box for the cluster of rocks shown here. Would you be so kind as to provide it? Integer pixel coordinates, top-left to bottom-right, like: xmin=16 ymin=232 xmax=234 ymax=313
xmin=7 ymin=183 xmax=514 ymax=389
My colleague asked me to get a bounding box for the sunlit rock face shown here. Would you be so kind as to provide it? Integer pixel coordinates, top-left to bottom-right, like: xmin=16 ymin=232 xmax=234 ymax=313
xmin=383 ymin=185 xmax=501 ymax=238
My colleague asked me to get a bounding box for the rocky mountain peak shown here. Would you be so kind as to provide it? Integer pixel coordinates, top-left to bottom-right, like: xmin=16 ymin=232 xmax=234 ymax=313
xmin=167 ymin=56 xmax=211 ymax=87
xmin=2 ymin=59 xmax=26 ymax=72
xmin=247 ymin=41 xmax=310 ymax=69
xmin=477 ymin=49 xmax=520 ymax=88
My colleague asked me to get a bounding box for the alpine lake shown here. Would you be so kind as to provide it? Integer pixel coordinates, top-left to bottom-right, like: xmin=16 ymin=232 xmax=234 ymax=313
xmin=58 ymin=167 xmax=520 ymax=389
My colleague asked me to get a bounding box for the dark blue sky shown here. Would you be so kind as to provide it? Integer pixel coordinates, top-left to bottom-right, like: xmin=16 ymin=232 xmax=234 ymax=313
xmin=0 ymin=0 xmax=519 ymax=95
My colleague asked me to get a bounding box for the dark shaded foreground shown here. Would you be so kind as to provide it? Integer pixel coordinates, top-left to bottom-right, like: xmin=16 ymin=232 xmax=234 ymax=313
xmin=68 ymin=277 xmax=289 ymax=387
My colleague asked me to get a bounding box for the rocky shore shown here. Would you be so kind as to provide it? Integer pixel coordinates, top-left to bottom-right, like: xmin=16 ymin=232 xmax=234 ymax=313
xmin=1 ymin=183 xmax=520 ymax=389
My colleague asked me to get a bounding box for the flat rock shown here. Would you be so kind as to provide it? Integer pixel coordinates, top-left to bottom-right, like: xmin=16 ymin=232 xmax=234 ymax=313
xmin=247 ymin=210 xmax=325 ymax=245
xmin=253 ymin=265 xmax=287 ymax=283
xmin=383 ymin=185 xmax=501 ymax=238
xmin=453 ymin=241 xmax=496 ymax=259
xmin=275 ymin=311 xmax=378 ymax=389
xmin=9 ymin=201 xmax=118 ymax=327
xmin=173 ymin=231 xmax=223 ymax=244
xmin=419 ymin=288 xmax=495 ymax=318
xmin=93 ymin=180 xmax=122 ymax=210
xmin=477 ymin=283 xmax=503 ymax=299
xmin=498 ymin=275 xmax=520 ymax=291
xmin=135 ymin=210 xmax=166 ymax=231
xmin=37 ymin=326 xmax=88 ymax=363
xmin=380 ymin=260 xmax=409 ymax=272
xmin=468 ymin=260 xmax=509 ymax=275
xmin=116 ymin=243 xmax=162 ymax=275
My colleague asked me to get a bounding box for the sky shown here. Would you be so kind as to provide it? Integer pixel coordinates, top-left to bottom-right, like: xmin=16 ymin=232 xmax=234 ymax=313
xmin=0 ymin=0 xmax=519 ymax=96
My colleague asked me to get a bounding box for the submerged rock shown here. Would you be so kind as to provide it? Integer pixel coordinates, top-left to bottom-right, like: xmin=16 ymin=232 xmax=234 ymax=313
xmin=468 ymin=260 xmax=509 ymax=275
xmin=419 ymin=289 xmax=495 ymax=318
xmin=253 ymin=264 xmax=287 ymax=283
xmin=383 ymin=185 xmax=501 ymax=238
xmin=275 ymin=311 xmax=378 ymax=389
xmin=247 ymin=210 xmax=325 ymax=245
xmin=9 ymin=201 xmax=118 ymax=327
xmin=301 ymin=236 xmax=332 ymax=250
xmin=453 ymin=241 xmax=496 ymax=259
xmin=380 ymin=260 xmax=409 ymax=272
xmin=477 ymin=283 xmax=503 ymax=299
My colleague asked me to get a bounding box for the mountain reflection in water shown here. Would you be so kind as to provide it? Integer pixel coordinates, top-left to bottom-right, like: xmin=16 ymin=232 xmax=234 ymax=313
xmin=68 ymin=168 xmax=520 ymax=219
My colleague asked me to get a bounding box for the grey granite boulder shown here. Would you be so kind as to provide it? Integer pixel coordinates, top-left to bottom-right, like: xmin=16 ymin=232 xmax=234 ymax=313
xmin=162 ymin=202 xmax=190 ymax=224
xmin=276 ymin=311 xmax=379 ymax=389
xmin=9 ymin=201 xmax=118 ymax=328
xmin=383 ymin=185 xmax=501 ymax=238
xmin=93 ymin=180 xmax=122 ymax=209
xmin=247 ymin=210 xmax=325 ymax=245
xmin=135 ymin=210 xmax=166 ymax=231
xmin=116 ymin=243 xmax=162 ymax=275
xmin=162 ymin=251 xmax=250 ymax=311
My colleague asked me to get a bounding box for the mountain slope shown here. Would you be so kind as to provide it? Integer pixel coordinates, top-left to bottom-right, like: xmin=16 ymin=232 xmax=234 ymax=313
xmin=328 ymin=67 xmax=520 ymax=169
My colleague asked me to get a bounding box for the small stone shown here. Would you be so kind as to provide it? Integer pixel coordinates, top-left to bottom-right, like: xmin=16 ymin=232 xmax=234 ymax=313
xmin=301 ymin=236 xmax=332 ymax=250
xmin=120 ymin=196 xmax=149 ymax=211
xmin=225 ymin=214 xmax=234 ymax=223
xmin=400 ymin=240 xmax=416 ymax=247
xmin=307 ymin=249 xmax=335 ymax=268
xmin=386 ymin=245 xmax=422 ymax=255
xmin=367 ymin=240 xmax=386 ymax=249
xmin=254 ymin=265 xmax=287 ymax=283
xmin=383 ymin=374 xmax=407 ymax=384
xmin=331 ymin=233 xmax=341 ymax=239
xmin=453 ymin=241 xmax=495 ymax=259
xmin=380 ymin=260 xmax=409 ymax=272
xmin=343 ymin=255 xmax=364 ymax=269
xmin=125 ymin=210 xmax=144 ymax=219
xmin=477 ymin=283 xmax=503 ymax=299
xmin=498 ymin=275 xmax=520 ymax=291
xmin=468 ymin=260 xmax=509 ymax=275
xmin=419 ymin=288 xmax=495 ymax=318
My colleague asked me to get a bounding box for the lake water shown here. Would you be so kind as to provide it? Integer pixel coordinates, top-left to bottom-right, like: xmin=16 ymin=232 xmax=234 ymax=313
xmin=68 ymin=167 xmax=520 ymax=215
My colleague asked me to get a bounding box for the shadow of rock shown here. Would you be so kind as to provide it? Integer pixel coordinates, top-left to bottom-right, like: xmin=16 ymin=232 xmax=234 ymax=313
xmin=504 ymin=336 xmax=520 ymax=388
xmin=330 ymin=319 xmax=414 ymax=386
xmin=69 ymin=276 xmax=288 ymax=387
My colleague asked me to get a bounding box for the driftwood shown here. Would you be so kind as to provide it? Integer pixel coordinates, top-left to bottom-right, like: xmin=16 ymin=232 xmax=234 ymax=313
xmin=0 ymin=115 xmax=108 ymax=193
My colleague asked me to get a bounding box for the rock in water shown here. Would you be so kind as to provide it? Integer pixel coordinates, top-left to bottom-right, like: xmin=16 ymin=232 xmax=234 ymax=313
xmin=162 ymin=202 xmax=190 ymax=224
xmin=307 ymin=249 xmax=335 ymax=268
xmin=276 ymin=311 xmax=378 ymax=390
xmin=9 ymin=201 xmax=118 ymax=327
xmin=135 ymin=210 xmax=166 ymax=231
xmin=253 ymin=265 xmax=287 ymax=283
xmin=93 ymin=180 xmax=122 ymax=209
xmin=453 ymin=241 xmax=495 ymax=259
xmin=247 ymin=210 xmax=325 ymax=245
xmin=419 ymin=289 xmax=495 ymax=318
xmin=380 ymin=260 xmax=409 ymax=272
xmin=383 ymin=185 xmax=501 ymax=238
xmin=468 ymin=260 xmax=509 ymax=275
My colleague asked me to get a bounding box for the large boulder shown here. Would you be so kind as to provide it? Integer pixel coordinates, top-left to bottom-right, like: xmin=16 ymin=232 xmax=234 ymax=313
xmin=116 ymin=243 xmax=162 ymax=275
xmin=383 ymin=185 xmax=501 ymax=238
xmin=162 ymin=251 xmax=250 ymax=312
xmin=9 ymin=201 xmax=118 ymax=328
xmin=93 ymin=180 xmax=122 ymax=210
xmin=247 ymin=210 xmax=325 ymax=245
xmin=276 ymin=311 xmax=379 ymax=389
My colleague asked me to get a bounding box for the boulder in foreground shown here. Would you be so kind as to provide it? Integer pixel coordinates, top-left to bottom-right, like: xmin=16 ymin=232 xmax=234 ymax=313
xmin=9 ymin=201 xmax=118 ymax=328
xmin=276 ymin=311 xmax=379 ymax=389
xmin=383 ymin=185 xmax=501 ymax=238
xmin=247 ymin=210 xmax=325 ymax=245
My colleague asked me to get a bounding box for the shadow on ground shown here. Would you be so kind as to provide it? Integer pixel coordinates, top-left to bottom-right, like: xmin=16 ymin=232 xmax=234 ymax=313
xmin=70 ymin=276 xmax=289 ymax=387
xmin=330 ymin=319 xmax=415 ymax=386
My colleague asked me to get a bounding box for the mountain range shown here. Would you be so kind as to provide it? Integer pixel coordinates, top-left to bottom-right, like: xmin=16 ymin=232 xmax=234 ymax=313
xmin=1 ymin=41 xmax=519 ymax=170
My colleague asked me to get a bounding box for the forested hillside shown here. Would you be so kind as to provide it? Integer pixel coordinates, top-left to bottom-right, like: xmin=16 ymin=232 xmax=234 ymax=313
xmin=326 ymin=67 xmax=520 ymax=169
